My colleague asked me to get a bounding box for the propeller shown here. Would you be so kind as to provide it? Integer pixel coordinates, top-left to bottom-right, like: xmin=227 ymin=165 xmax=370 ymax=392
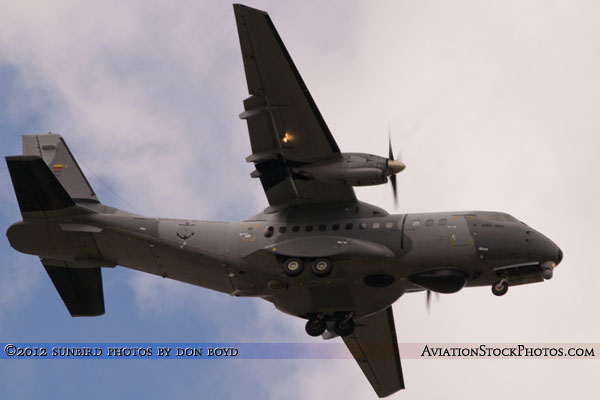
xmin=426 ymin=290 xmax=440 ymax=313
xmin=386 ymin=129 xmax=406 ymax=206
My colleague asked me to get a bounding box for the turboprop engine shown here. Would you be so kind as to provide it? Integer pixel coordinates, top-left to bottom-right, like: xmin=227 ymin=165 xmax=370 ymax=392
xmin=294 ymin=153 xmax=405 ymax=187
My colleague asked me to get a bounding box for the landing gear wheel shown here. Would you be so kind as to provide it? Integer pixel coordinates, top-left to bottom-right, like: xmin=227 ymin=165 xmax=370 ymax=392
xmin=333 ymin=318 xmax=355 ymax=337
xmin=311 ymin=258 xmax=333 ymax=277
xmin=305 ymin=319 xmax=326 ymax=337
xmin=283 ymin=258 xmax=304 ymax=276
xmin=492 ymin=279 xmax=509 ymax=296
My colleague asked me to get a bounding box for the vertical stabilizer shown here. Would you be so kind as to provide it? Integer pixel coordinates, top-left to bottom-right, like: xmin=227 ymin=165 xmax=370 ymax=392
xmin=22 ymin=134 xmax=98 ymax=202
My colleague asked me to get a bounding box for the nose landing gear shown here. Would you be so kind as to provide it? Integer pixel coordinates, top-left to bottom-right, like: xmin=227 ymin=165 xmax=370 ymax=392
xmin=492 ymin=278 xmax=509 ymax=296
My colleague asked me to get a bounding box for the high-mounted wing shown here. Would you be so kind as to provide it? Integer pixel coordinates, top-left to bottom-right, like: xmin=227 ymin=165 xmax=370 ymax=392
xmin=233 ymin=4 xmax=356 ymax=211
xmin=342 ymin=307 xmax=405 ymax=397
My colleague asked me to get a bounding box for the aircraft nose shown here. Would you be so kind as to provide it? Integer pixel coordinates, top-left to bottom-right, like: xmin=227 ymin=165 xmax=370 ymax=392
xmin=557 ymin=247 xmax=563 ymax=265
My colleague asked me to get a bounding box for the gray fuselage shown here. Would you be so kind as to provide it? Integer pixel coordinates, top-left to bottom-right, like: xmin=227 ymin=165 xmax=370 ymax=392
xmin=7 ymin=200 xmax=562 ymax=320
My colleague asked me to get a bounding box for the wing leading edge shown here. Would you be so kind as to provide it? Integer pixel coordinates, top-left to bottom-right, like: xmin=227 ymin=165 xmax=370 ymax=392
xmin=233 ymin=4 xmax=356 ymax=211
xmin=342 ymin=307 xmax=405 ymax=397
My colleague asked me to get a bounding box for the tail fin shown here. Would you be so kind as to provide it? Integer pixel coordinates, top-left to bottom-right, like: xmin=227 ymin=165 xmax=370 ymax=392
xmin=22 ymin=134 xmax=98 ymax=202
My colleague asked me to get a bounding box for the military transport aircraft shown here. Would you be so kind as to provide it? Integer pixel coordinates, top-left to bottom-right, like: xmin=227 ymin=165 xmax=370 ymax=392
xmin=5 ymin=4 xmax=563 ymax=398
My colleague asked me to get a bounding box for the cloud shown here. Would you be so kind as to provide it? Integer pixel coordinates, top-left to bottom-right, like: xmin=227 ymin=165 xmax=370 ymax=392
xmin=0 ymin=1 xmax=263 ymax=219
xmin=0 ymin=251 xmax=45 ymax=328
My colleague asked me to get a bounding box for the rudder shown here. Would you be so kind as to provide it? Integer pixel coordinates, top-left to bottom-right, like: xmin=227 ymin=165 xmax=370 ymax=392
xmin=22 ymin=134 xmax=98 ymax=202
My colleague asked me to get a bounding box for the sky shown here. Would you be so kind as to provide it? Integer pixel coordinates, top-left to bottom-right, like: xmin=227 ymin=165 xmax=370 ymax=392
xmin=0 ymin=0 xmax=599 ymax=398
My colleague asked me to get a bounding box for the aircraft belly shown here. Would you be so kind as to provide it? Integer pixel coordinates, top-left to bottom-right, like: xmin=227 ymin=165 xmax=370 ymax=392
xmin=266 ymin=280 xmax=403 ymax=319
xmin=263 ymin=257 xmax=405 ymax=318
xmin=92 ymin=229 xmax=234 ymax=293
xmin=150 ymin=244 xmax=232 ymax=293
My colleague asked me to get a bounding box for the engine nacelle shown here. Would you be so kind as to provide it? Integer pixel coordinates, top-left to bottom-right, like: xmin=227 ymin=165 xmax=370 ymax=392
xmin=293 ymin=153 xmax=391 ymax=186
xmin=408 ymin=268 xmax=468 ymax=293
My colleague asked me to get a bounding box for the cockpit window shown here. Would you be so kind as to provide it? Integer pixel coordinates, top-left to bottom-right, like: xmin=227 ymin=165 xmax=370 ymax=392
xmin=487 ymin=213 xmax=517 ymax=223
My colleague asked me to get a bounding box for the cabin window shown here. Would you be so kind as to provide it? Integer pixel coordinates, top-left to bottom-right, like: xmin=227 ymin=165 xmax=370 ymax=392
xmin=332 ymin=224 xmax=340 ymax=231
xmin=292 ymin=226 xmax=300 ymax=232
xmin=426 ymin=219 xmax=434 ymax=226
xmin=345 ymin=223 xmax=353 ymax=230
xmin=372 ymin=222 xmax=381 ymax=229
xmin=305 ymin=225 xmax=313 ymax=232
xmin=385 ymin=221 xmax=394 ymax=228
xmin=412 ymin=220 xmax=421 ymax=227
xmin=359 ymin=222 xmax=367 ymax=229
xmin=278 ymin=226 xmax=287 ymax=233
xmin=439 ymin=218 xmax=447 ymax=226
xmin=318 ymin=224 xmax=327 ymax=231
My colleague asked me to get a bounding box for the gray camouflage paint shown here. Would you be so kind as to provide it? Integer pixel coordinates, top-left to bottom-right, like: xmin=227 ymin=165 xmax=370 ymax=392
xmin=7 ymin=195 xmax=562 ymax=320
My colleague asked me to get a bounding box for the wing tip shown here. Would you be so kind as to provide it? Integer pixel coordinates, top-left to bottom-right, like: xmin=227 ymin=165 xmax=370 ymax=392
xmin=233 ymin=4 xmax=268 ymax=16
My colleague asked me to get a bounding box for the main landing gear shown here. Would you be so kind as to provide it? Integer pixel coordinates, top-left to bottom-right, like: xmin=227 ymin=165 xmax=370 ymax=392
xmin=333 ymin=313 xmax=355 ymax=337
xmin=305 ymin=314 xmax=327 ymax=337
xmin=283 ymin=258 xmax=304 ymax=276
xmin=283 ymin=257 xmax=333 ymax=277
xmin=492 ymin=278 xmax=509 ymax=296
xmin=305 ymin=312 xmax=355 ymax=337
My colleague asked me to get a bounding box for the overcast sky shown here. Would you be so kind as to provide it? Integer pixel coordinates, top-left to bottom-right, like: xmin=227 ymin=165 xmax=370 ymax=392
xmin=0 ymin=1 xmax=598 ymax=398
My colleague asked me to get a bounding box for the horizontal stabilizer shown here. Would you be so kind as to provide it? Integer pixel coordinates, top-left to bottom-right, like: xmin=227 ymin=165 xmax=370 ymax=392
xmin=43 ymin=261 xmax=105 ymax=317
xmin=6 ymin=156 xmax=75 ymax=214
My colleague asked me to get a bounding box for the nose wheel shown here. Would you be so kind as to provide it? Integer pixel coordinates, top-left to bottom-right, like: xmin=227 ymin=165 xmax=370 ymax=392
xmin=492 ymin=278 xmax=509 ymax=296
